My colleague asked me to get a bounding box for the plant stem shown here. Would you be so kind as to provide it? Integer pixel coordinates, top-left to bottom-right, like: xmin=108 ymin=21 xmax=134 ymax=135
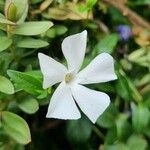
xmin=93 ymin=126 xmax=105 ymax=140
xmin=10 ymin=45 xmax=19 ymax=63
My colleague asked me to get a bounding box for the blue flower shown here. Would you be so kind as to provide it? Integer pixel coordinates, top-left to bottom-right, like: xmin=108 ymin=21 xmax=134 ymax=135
xmin=116 ymin=25 xmax=132 ymax=41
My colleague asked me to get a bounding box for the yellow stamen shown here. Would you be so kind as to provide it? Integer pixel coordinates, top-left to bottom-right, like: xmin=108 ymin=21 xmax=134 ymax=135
xmin=65 ymin=73 xmax=73 ymax=83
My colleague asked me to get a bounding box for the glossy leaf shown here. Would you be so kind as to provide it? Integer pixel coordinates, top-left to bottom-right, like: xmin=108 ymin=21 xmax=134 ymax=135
xmin=17 ymin=38 xmax=49 ymax=48
xmin=12 ymin=21 xmax=53 ymax=35
xmin=115 ymin=114 xmax=132 ymax=140
xmin=132 ymin=104 xmax=150 ymax=132
xmin=0 ymin=17 xmax=16 ymax=25
xmin=5 ymin=2 xmax=17 ymax=21
xmin=5 ymin=0 xmax=28 ymax=23
xmin=46 ymin=25 xmax=68 ymax=38
xmin=0 ymin=75 xmax=14 ymax=94
xmin=127 ymin=134 xmax=148 ymax=150
xmin=94 ymin=34 xmax=119 ymax=54
xmin=1 ymin=111 xmax=31 ymax=144
xmin=7 ymin=70 xmax=43 ymax=96
xmin=0 ymin=36 xmax=12 ymax=52
xmin=17 ymin=96 xmax=39 ymax=114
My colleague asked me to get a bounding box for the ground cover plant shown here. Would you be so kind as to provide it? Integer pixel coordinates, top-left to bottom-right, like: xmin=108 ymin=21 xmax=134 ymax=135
xmin=0 ymin=0 xmax=150 ymax=150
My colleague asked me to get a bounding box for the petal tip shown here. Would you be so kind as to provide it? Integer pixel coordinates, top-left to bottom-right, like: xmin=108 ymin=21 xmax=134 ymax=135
xmin=82 ymin=30 xmax=87 ymax=35
xmin=42 ymin=84 xmax=48 ymax=89
xmin=114 ymin=74 xmax=118 ymax=80
xmin=38 ymin=53 xmax=44 ymax=59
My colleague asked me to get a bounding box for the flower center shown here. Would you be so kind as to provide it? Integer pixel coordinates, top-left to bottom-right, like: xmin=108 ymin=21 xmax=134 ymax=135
xmin=65 ymin=73 xmax=73 ymax=83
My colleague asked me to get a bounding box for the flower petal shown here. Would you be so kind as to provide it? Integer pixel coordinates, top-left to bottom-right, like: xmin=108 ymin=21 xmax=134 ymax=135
xmin=71 ymin=84 xmax=110 ymax=123
xmin=38 ymin=53 xmax=67 ymax=89
xmin=77 ymin=53 xmax=117 ymax=84
xmin=62 ymin=30 xmax=87 ymax=72
xmin=46 ymin=82 xmax=81 ymax=120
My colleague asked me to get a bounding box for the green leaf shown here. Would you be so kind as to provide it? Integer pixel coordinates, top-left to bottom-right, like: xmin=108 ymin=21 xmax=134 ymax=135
xmin=127 ymin=77 xmax=143 ymax=102
xmin=0 ymin=75 xmax=14 ymax=94
xmin=115 ymin=70 xmax=131 ymax=100
xmin=132 ymin=103 xmax=150 ymax=133
xmin=116 ymin=143 xmax=129 ymax=150
xmin=128 ymin=47 xmax=149 ymax=68
xmin=95 ymin=82 xmax=115 ymax=93
xmin=0 ymin=12 xmax=16 ymax=25
xmin=5 ymin=0 xmax=28 ymax=23
xmin=7 ymin=70 xmax=44 ymax=96
xmin=12 ymin=21 xmax=53 ymax=35
xmin=115 ymin=114 xmax=132 ymax=140
xmin=115 ymin=67 xmax=142 ymax=102
xmin=17 ymin=96 xmax=39 ymax=114
xmin=0 ymin=53 xmax=13 ymax=74
xmin=67 ymin=117 xmax=92 ymax=143
xmin=6 ymin=2 xmax=17 ymax=21
xmin=46 ymin=25 xmax=68 ymax=38
xmin=0 ymin=23 xmax=6 ymax=31
xmin=17 ymin=38 xmax=49 ymax=48
xmin=86 ymin=0 xmax=97 ymax=9
xmin=24 ymin=70 xmax=43 ymax=80
xmin=94 ymin=33 xmax=119 ymax=54
xmin=105 ymin=127 xmax=117 ymax=144
xmin=127 ymin=134 xmax=148 ymax=150
xmin=55 ymin=25 xmax=68 ymax=35
xmin=1 ymin=111 xmax=31 ymax=144
xmin=14 ymin=0 xmax=28 ymax=24
xmin=0 ymin=36 xmax=12 ymax=52
xmin=0 ymin=17 xmax=16 ymax=25
xmin=104 ymin=143 xmax=129 ymax=150
xmin=96 ymin=104 xmax=118 ymax=128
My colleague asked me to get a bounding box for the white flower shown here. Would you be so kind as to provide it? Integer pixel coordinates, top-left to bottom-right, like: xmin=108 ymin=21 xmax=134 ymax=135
xmin=38 ymin=30 xmax=117 ymax=123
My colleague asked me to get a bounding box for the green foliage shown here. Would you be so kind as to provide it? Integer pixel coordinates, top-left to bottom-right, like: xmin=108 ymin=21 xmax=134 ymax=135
xmin=0 ymin=36 xmax=12 ymax=52
xmin=115 ymin=114 xmax=132 ymax=140
xmin=132 ymin=104 xmax=150 ymax=133
xmin=67 ymin=117 xmax=92 ymax=144
xmin=0 ymin=75 xmax=14 ymax=94
xmin=93 ymin=33 xmax=119 ymax=55
xmin=7 ymin=70 xmax=46 ymax=97
xmin=17 ymin=96 xmax=39 ymax=114
xmin=1 ymin=111 xmax=31 ymax=144
xmin=46 ymin=25 xmax=68 ymax=38
xmin=127 ymin=134 xmax=148 ymax=150
xmin=6 ymin=2 xmax=17 ymax=21
xmin=12 ymin=22 xmax=53 ymax=36
xmin=16 ymin=38 xmax=49 ymax=49
xmin=97 ymin=104 xmax=118 ymax=128
xmin=0 ymin=16 xmax=16 ymax=25
xmin=5 ymin=0 xmax=28 ymax=23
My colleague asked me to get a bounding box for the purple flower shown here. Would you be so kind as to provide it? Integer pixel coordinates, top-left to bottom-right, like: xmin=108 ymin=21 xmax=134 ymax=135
xmin=116 ymin=25 xmax=132 ymax=41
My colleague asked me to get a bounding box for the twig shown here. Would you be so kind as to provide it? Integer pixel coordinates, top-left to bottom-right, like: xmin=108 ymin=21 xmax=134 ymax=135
xmin=102 ymin=0 xmax=150 ymax=31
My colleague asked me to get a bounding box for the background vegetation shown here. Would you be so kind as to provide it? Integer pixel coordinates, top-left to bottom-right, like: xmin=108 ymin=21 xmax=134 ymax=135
xmin=0 ymin=0 xmax=150 ymax=150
